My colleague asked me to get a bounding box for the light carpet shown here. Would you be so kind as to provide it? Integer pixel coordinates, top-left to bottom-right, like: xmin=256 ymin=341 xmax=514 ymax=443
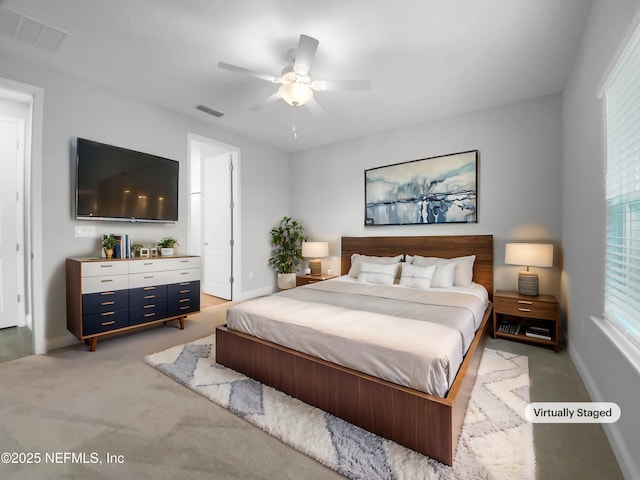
xmin=145 ymin=335 xmax=535 ymax=480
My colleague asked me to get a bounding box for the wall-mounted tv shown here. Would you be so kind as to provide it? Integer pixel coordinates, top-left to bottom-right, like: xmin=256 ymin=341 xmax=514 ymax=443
xmin=73 ymin=137 xmax=179 ymax=223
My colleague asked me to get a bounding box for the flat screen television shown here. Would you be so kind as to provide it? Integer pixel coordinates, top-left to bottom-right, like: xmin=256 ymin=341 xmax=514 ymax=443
xmin=73 ymin=137 xmax=179 ymax=223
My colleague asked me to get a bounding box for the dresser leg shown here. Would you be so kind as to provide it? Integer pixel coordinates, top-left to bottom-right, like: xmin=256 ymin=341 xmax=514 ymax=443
xmin=89 ymin=337 xmax=98 ymax=352
xmin=179 ymin=317 xmax=185 ymax=329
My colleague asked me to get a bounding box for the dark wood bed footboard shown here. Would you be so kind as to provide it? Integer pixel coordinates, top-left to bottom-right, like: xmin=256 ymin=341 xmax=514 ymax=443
xmin=215 ymin=303 xmax=492 ymax=466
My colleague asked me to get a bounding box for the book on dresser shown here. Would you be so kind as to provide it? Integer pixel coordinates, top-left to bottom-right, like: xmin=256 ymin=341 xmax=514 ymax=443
xmin=525 ymin=326 xmax=552 ymax=340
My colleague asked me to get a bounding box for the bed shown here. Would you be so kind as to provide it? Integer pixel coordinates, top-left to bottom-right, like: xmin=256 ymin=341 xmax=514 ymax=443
xmin=216 ymin=235 xmax=493 ymax=465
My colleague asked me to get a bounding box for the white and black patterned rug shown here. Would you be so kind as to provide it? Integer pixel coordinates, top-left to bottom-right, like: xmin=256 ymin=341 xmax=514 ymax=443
xmin=145 ymin=335 xmax=535 ymax=480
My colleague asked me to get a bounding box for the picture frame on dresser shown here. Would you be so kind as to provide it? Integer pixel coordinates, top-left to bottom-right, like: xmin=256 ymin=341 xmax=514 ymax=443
xmin=66 ymin=256 xmax=201 ymax=351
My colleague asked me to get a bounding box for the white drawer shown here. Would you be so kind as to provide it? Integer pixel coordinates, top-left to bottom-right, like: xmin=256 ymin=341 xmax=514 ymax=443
xmin=129 ymin=271 xmax=169 ymax=289
xmin=164 ymin=257 xmax=202 ymax=271
xmin=82 ymin=261 xmax=129 ymax=277
xmin=129 ymin=259 xmax=169 ymax=274
xmin=82 ymin=275 xmax=129 ymax=294
xmin=167 ymin=268 xmax=201 ymax=284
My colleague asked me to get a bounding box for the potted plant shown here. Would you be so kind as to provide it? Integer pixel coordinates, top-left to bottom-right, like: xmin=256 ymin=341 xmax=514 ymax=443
xmin=131 ymin=243 xmax=144 ymax=257
xmin=157 ymin=237 xmax=179 ymax=256
xmin=102 ymin=234 xmax=116 ymax=259
xmin=269 ymin=216 xmax=307 ymax=289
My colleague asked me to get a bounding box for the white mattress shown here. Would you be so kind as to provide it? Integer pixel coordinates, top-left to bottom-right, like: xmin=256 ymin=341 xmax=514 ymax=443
xmin=226 ymin=277 xmax=489 ymax=397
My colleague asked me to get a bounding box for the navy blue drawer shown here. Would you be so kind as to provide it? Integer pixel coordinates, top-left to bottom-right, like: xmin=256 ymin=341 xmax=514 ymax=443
xmin=129 ymin=285 xmax=168 ymax=307
xmin=168 ymin=281 xmax=200 ymax=300
xmin=167 ymin=295 xmax=200 ymax=317
xmin=82 ymin=290 xmax=129 ymax=315
xmin=129 ymin=302 xmax=168 ymax=326
xmin=83 ymin=309 xmax=129 ymax=335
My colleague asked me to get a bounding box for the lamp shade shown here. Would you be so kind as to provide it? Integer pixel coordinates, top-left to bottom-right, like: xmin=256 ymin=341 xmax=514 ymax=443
xmin=505 ymin=243 xmax=553 ymax=268
xmin=302 ymin=241 xmax=329 ymax=258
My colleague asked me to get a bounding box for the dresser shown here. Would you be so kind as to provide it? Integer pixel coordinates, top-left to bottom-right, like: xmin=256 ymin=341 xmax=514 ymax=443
xmin=66 ymin=256 xmax=201 ymax=351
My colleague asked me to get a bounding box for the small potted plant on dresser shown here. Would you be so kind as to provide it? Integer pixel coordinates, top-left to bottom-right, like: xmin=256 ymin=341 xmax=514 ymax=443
xmin=102 ymin=234 xmax=116 ymax=259
xmin=269 ymin=216 xmax=307 ymax=289
xmin=157 ymin=237 xmax=179 ymax=256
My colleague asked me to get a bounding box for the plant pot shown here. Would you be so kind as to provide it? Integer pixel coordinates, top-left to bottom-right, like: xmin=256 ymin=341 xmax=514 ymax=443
xmin=277 ymin=272 xmax=296 ymax=290
xmin=160 ymin=248 xmax=174 ymax=256
xmin=104 ymin=248 xmax=114 ymax=259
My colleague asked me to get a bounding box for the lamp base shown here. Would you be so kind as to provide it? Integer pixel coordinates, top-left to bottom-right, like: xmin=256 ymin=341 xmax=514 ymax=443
xmin=309 ymin=258 xmax=321 ymax=276
xmin=518 ymin=271 xmax=539 ymax=296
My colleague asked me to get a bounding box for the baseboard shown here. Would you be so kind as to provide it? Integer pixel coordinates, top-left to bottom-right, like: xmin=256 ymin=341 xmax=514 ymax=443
xmin=45 ymin=333 xmax=81 ymax=353
xmin=568 ymin=324 xmax=640 ymax=480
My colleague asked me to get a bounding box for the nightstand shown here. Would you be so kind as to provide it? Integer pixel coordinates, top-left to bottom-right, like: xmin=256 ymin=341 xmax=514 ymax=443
xmin=296 ymin=274 xmax=339 ymax=286
xmin=493 ymin=290 xmax=559 ymax=352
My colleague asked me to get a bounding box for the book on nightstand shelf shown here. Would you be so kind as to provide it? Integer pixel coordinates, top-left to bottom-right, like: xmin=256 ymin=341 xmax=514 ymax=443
xmin=497 ymin=321 xmax=521 ymax=335
xmin=525 ymin=326 xmax=552 ymax=340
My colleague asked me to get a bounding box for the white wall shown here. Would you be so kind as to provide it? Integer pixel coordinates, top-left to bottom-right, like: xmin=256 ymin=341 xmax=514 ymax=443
xmin=0 ymin=51 xmax=290 ymax=349
xmin=562 ymin=0 xmax=640 ymax=478
xmin=291 ymin=94 xmax=563 ymax=296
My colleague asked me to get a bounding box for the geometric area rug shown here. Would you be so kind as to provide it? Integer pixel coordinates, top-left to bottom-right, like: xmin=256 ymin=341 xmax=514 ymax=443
xmin=145 ymin=335 xmax=535 ymax=480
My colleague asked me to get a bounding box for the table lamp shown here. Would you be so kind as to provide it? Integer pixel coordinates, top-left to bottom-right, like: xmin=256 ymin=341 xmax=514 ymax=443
xmin=505 ymin=243 xmax=553 ymax=296
xmin=302 ymin=241 xmax=329 ymax=276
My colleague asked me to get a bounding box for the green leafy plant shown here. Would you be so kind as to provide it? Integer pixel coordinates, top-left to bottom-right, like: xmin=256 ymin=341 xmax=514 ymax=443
xmin=131 ymin=243 xmax=144 ymax=256
xmin=157 ymin=237 xmax=179 ymax=248
xmin=268 ymin=216 xmax=307 ymax=274
xmin=102 ymin=234 xmax=116 ymax=250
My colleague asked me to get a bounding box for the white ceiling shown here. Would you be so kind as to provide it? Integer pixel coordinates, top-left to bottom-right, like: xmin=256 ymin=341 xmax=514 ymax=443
xmin=0 ymin=0 xmax=592 ymax=152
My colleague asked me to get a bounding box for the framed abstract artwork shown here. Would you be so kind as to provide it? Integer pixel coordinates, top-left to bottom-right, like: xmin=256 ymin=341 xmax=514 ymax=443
xmin=364 ymin=150 xmax=478 ymax=225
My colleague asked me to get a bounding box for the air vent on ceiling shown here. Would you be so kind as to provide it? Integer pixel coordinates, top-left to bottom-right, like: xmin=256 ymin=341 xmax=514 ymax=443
xmin=0 ymin=5 xmax=68 ymax=53
xmin=196 ymin=105 xmax=224 ymax=118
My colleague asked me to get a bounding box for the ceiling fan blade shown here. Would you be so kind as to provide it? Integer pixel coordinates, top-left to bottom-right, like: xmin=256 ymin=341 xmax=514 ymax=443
xmin=217 ymin=62 xmax=278 ymax=83
xmin=311 ymin=79 xmax=372 ymax=91
xmin=293 ymin=34 xmax=319 ymax=75
xmin=249 ymin=92 xmax=282 ymax=111
xmin=304 ymin=97 xmax=327 ymax=118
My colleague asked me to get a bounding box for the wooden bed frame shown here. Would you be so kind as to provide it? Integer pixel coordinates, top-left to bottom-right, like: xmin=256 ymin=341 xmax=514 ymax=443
xmin=216 ymin=235 xmax=493 ymax=465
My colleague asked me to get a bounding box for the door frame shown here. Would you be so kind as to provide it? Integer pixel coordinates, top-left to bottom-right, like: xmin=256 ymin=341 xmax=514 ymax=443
xmin=0 ymin=77 xmax=45 ymax=354
xmin=187 ymin=133 xmax=241 ymax=300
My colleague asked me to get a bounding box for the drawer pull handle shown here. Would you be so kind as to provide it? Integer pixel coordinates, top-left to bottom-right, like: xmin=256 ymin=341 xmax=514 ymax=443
xmin=180 ymin=272 xmax=189 ymax=275
xmin=179 ymin=299 xmax=190 ymax=303
xmin=518 ymin=300 xmax=533 ymax=305
xmin=100 ymin=264 xmax=113 ymax=268
xmin=518 ymin=308 xmax=531 ymax=312
xmin=101 ymin=279 xmax=113 ymax=283
xmin=144 ymin=275 xmax=155 ymax=279
xmin=100 ymin=291 xmax=115 ymax=296
xmin=179 ymin=282 xmax=191 ymax=286
xmin=143 ymin=286 xmax=156 ymax=291
xmin=101 ymin=301 xmax=115 ymax=306
xmin=180 ymin=260 xmax=189 ymax=263
xmin=101 ymin=320 xmax=116 ymax=326
xmin=179 ymin=306 xmax=190 ymax=311
xmin=144 ymin=262 xmax=153 ymax=265
xmin=144 ymin=313 xmax=156 ymax=318
xmin=144 ymin=295 xmax=156 ymax=299
xmin=101 ymin=311 xmax=115 ymax=316
xmin=179 ymin=289 xmax=190 ymax=294
xmin=144 ymin=304 xmax=156 ymax=309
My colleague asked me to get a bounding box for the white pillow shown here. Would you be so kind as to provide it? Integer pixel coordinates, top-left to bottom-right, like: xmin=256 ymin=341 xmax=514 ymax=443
xmin=348 ymin=253 xmax=403 ymax=278
xmin=399 ymin=263 xmax=436 ymax=289
xmin=411 ymin=254 xmax=476 ymax=287
xmin=430 ymin=261 xmax=456 ymax=288
xmin=357 ymin=262 xmax=400 ymax=285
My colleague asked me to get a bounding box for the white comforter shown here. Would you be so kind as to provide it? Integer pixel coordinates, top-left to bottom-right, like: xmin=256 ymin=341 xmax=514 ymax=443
xmin=226 ymin=277 xmax=489 ymax=397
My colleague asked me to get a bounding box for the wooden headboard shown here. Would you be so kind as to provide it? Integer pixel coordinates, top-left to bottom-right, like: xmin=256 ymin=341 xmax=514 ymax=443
xmin=341 ymin=235 xmax=494 ymax=300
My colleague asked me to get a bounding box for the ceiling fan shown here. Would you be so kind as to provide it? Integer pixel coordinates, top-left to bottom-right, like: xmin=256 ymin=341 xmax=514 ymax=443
xmin=217 ymin=34 xmax=371 ymax=117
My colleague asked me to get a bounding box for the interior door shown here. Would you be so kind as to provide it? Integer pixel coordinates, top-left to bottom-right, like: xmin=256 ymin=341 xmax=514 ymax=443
xmin=0 ymin=117 xmax=19 ymax=329
xmin=202 ymin=152 xmax=232 ymax=299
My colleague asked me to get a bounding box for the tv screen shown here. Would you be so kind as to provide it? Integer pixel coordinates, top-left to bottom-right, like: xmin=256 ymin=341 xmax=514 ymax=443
xmin=73 ymin=138 xmax=179 ymax=223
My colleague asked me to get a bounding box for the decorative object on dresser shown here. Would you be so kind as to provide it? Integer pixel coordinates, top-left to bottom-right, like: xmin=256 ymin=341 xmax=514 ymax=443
xmin=301 ymin=241 xmax=329 ymax=275
xmin=156 ymin=236 xmax=179 ymax=256
xmin=493 ymin=290 xmax=559 ymax=351
xmin=66 ymin=256 xmax=201 ymax=351
xmin=504 ymin=243 xmax=553 ymax=296
xmin=268 ymin=216 xmax=307 ymax=289
xmin=364 ymin=150 xmax=478 ymax=225
xmin=101 ymin=234 xmax=116 ymax=259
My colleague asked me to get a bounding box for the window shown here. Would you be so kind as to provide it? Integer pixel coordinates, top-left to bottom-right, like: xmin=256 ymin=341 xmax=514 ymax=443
xmin=603 ymin=23 xmax=640 ymax=351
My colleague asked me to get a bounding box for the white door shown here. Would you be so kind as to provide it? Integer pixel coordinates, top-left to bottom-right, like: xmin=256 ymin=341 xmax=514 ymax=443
xmin=0 ymin=117 xmax=19 ymax=329
xmin=202 ymin=152 xmax=233 ymax=299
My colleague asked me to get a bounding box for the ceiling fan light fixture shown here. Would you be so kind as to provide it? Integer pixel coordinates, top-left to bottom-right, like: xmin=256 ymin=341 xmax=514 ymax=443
xmin=278 ymin=81 xmax=314 ymax=107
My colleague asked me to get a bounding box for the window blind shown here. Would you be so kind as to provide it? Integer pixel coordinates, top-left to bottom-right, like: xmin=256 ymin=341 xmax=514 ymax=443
xmin=604 ymin=23 xmax=640 ymax=351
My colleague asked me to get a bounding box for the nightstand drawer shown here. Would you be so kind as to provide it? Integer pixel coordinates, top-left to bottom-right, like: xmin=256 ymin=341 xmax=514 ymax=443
xmin=494 ymin=296 xmax=557 ymax=320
